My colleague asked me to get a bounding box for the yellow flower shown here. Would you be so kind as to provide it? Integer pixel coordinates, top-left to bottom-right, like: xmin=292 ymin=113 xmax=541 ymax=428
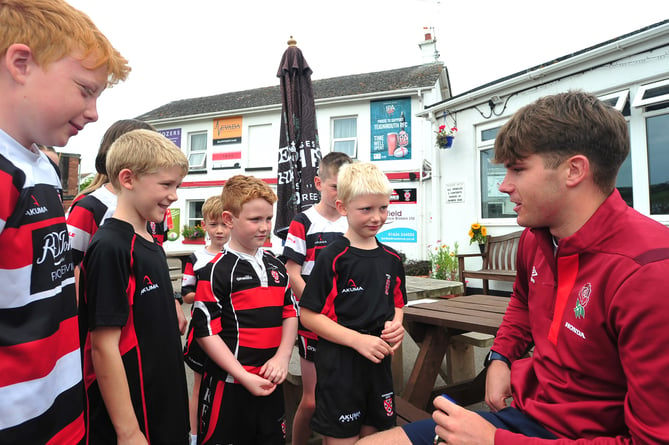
xmin=481 ymin=227 xmax=487 ymax=236
xmin=471 ymin=223 xmax=481 ymax=230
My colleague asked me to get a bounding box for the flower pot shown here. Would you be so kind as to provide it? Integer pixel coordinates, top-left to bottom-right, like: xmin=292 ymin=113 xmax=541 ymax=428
xmin=439 ymin=136 xmax=454 ymax=149
xmin=478 ymin=243 xmax=486 ymax=255
xmin=182 ymin=238 xmax=205 ymax=245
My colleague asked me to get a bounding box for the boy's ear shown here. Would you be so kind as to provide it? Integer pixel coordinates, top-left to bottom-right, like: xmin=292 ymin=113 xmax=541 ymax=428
xmin=335 ymin=199 xmax=347 ymax=216
xmin=221 ymin=210 xmax=234 ymax=227
xmin=314 ymin=175 xmax=322 ymax=192
xmin=5 ymin=44 xmax=33 ymax=84
xmin=118 ymin=168 xmax=135 ymax=190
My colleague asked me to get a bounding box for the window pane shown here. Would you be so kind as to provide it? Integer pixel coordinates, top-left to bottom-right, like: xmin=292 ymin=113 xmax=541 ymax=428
xmin=333 ymin=140 xmax=356 ymax=157
xmin=188 ymin=152 xmax=206 ymax=168
xmin=334 ymin=118 xmax=357 ymax=138
xmin=481 ymin=127 xmax=499 ymax=142
xmin=648 ymin=113 xmax=669 ymax=214
xmin=187 ymin=200 xmax=204 ymax=228
xmin=190 ymin=133 xmax=207 ymax=152
xmin=480 ymin=149 xmax=514 ymax=218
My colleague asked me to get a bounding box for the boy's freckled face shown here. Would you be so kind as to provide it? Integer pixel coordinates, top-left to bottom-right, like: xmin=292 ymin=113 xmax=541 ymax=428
xmin=131 ymin=166 xmax=183 ymax=224
xmin=22 ymin=52 xmax=108 ymax=148
xmin=339 ymin=193 xmax=389 ymax=239
xmin=228 ymin=198 xmax=274 ymax=255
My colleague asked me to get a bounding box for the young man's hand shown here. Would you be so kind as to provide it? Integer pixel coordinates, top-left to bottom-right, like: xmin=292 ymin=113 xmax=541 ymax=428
xmin=260 ymin=355 xmax=289 ymax=384
xmin=238 ymin=372 xmax=277 ymax=397
xmin=381 ymin=320 xmax=404 ymax=352
xmin=175 ymin=300 xmax=187 ymax=334
xmin=433 ymin=395 xmax=496 ymax=445
xmin=354 ymin=333 xmax=393 ymax=363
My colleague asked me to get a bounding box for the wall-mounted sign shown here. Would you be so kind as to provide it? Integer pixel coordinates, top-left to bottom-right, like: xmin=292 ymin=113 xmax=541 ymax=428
xmin=377 ymin=188 xmax=417 ymax=243
xmin=370 ymin=98 xmax=412 ymax=161
xmin=213 ymin=116 xmax=242 ymax=145
xmin=159 ymin=128 xmax=182 ymax=148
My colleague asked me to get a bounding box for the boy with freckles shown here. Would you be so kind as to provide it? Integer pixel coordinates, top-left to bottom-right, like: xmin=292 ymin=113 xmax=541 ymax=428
xmin=0 ymin=0 xmax=128 ymax=442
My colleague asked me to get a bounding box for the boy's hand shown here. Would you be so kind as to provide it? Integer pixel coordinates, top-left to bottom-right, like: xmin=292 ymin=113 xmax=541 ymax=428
xmin=353 ymin=333 xmax=393 ymax=363
xmin=381 ymin=320 xmax=404 ymax=352
xmin=260 ymin=355 xmax=289 ymax=384
xmin=238 ymin=372 xmax=277 ymax=397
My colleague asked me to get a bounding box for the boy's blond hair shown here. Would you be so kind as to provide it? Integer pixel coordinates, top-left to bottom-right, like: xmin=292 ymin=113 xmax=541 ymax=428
xmin=0 ymin=0 xmax=130 ymax=86
xmin=221 ymin=175 xmax=277 ymax=217
xmin=336 ymin=162 xmax=392 ymax=205
xmin=106 ymin=129 xmax=188 ymax=190
xmin=202 ymin=195 xmax=223 ymax=222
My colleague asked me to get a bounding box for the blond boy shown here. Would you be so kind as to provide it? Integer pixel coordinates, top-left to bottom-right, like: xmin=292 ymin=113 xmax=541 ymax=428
xmin=79 ymin=130 xmax=189 ymax=444
xmin=192 ymin=175 xmax=298 ymax=444
xmin=300 ymin=162 xmax=406 ymax=444
xmin=0 ymin=0 xmax=128 ymax=442
xmin=181 ymin=195 xmax=230 ymax=445
xmin=283 ymin=151 xmax=352 ymax=445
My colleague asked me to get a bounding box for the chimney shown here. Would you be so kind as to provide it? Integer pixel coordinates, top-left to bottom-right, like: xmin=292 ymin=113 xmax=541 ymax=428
xmin=418 ymin=29 xmax=440 ymax=63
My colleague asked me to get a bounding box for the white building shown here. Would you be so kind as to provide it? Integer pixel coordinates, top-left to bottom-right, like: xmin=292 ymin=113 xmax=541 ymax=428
xmin=140 ymin=21 xmax=669 ymax=294
xmin=138 ymin=34 xmax=450 ymax=260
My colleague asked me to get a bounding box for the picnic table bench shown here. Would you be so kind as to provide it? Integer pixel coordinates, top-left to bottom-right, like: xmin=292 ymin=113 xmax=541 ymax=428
xmin=458 ymin=231 xmax=522 ymax=294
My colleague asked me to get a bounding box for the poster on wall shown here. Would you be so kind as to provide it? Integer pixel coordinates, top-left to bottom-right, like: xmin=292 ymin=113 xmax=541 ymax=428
xmin=212 ymin=116 xmax=242 ymax=169
xmin=377 ymin=188 xmax=417 ymax=243
xmin=159 ymin=128 xmax=182 ymax=148
xmin=213 ymin=116 xmax=242 ymax=145
xmin=370 ymin=98 xmax=412 ymax=161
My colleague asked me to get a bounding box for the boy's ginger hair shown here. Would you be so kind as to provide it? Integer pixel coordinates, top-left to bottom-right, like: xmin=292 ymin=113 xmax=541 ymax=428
xmin=336 ymin=162 xmax=392 ymax=205
xmin=201 ymin=195 xmax=223 ymax=222
xmin=221 ymin=175 xmax=277 ymax=217
xmin=0 ymin=0 xmax=130 ymax=86
xmin=106 ymin=129 xmax=188 ymax=190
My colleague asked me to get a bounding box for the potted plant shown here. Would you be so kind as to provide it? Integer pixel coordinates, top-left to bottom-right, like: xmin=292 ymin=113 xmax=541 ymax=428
xmin=428 ymin=241 xmax=459 ymax=281
xmin=435 ymin=125 xmax=458 ymax=149
xmin=181 ymin=224 xmax=206 ymax=244
xmin=468 ymin=222 xmax=488 ymax=254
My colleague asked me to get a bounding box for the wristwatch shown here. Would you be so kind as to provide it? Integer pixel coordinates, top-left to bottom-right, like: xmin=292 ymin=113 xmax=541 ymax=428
xmin=484 ymin=350 xmax=511 ymax=368
xmin=174 ymin=291 xmax=184 ymax=305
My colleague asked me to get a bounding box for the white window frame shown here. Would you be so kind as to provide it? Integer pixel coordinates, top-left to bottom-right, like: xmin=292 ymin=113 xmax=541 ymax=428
xmin=186 ymin=199 xmax=205 ymax=228
xmin=632 ymin=78 xmax=669 ymax=108
xmin=477 ymin=121 xmax=515 ymax=222
xmin=598 ymin=90 xmax=629 ymax=111
xmin=331 ymin=116 xmax=358 ymax=158
xmin=188 ymin=131 xmax=207 ymax=171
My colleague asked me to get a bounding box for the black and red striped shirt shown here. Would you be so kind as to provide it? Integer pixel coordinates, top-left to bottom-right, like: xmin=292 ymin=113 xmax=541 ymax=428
xmin=192 ymin=248 xmax=297 ymax=382
xmin=0 ymin=132 xmax=85 ymax=444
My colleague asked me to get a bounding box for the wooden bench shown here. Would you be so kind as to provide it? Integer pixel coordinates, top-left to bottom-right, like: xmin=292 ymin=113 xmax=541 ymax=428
xmin=457 ymin=231 xmax=522 ymax=294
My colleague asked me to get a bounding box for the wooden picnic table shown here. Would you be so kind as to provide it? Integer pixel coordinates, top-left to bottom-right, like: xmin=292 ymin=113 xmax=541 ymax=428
xmin=401 ymin=294 xmax=510 ymax=411
xmin=405 ymin=276 xmax=464 ymax=300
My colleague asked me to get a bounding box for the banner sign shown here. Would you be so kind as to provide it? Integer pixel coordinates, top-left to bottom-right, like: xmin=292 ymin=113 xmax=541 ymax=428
xmin=370 ymin=98 xmax=412 ymax=161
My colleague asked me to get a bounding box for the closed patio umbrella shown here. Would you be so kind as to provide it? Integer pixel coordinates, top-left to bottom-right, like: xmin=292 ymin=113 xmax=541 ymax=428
xmin=274 ymin=37 xmax=321 ymax=240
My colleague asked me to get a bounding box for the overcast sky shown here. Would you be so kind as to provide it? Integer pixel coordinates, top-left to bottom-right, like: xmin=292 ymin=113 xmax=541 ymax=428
xmin=63 ymin=0 xmax=667 ymax=172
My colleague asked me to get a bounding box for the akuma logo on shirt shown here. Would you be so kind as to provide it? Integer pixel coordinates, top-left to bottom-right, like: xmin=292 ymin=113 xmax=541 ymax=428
xmin=141 ymin=275 xmax=159 ymax=294
xmin=25 ymin=194 xmax=48 ymax=216
xmin=341 ymin=279 xmax=364 ymax=293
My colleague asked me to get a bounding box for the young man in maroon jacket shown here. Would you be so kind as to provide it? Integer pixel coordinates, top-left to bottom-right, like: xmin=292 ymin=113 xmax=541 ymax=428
xmin=359 ymin=91 xmax=669 ymax=444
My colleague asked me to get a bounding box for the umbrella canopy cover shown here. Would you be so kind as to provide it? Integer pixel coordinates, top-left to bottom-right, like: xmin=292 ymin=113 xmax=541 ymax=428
xmin=274 ymin=42 xmax=322 ymax=240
